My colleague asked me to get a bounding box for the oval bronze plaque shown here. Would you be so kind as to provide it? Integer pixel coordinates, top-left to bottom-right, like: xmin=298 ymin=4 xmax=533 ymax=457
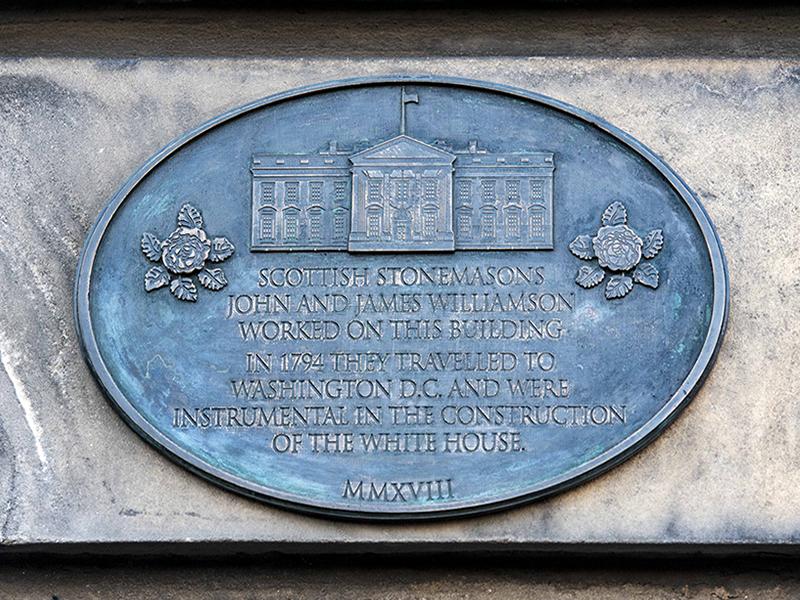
xmin=75 ymin=77 xmax=728 ymax=519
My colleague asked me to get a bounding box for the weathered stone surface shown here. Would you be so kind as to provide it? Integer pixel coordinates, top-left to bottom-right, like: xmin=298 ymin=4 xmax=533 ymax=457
xmin=2 ymin=556 xmax=800 ymax=599
xmin=2 ymin=7 xmax=800 ymax=58
xmin=1 ymin=13 xmax=799 ymax=549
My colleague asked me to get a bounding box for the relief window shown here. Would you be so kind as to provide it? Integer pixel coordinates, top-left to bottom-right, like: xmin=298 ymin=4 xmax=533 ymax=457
xmin=368 ymin=180 xmax=383 ymax=202
xmin=285 ymin=181 xmax=300 ymax=203
xmin=529 ymin=206 xmax=545 ymax=240
xmin=423 ymin=178 xmax=438 ymax=202
xmin=506 ymin=210 xmax=520 ymax=238
xmin=458 ymin=212 xmax=472 ymax=238
xmin=482 ymin=180 xmax=496 ymax=203
xmin=458 ymin=180 xmax=472 ymax=203
xmin=260 ymin=212 xmax=275 ymax=240
xmin=261 ymin=182 xmax=275 ymax=205
xmin=395 ymin=179 xmax=410 ymax=202
xmin=334 ymin=181 xmax=348 ymax=202
xmin=309 ymin=211 xmax=322 ymax=241
xmin=284 ymin=212 xmax=299 ymax=241
xmin=367 ymin=209 xmax=382 ymax=238
xmin=334 ymin=211 xmax=348 ymax=240
xmin=309 ymin=182 xmax=323 ymax=203
xmin=481 ymin=209 xmax=496 ymax=239
xmin=423 ymin=210 xmax=437 ymax=238
xmin=530 ymin=179 xmax=545 ymax=202
xmin=506 ymin=180 xmax=520 ymax=201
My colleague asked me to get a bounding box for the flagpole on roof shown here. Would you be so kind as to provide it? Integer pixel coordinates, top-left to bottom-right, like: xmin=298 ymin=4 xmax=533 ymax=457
xmin=400 ymin=86 xmax=406 ymax=135
xmin=400 ymin=87 xmax=419 ymax=136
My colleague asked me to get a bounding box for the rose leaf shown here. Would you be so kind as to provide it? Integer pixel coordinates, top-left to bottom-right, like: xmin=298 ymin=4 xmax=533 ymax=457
xmin=642 ymin=229 xmax=664 ymax=259
xmin=605 ymin=275 xmax=634 ymax=300
xmin=170 ymin=277 xmax=198 ymax=302
xmin=209 ymin=237 xmax=235 ymax=263
xmin=198 ymin=268 xmax=228 ymax=291
xmin=141 ymin=232 xmax=162 ymax=262
xmin=177 ymin=203 xmax=203 ymax=229
xmin=144 ymin=265 xmax=170 ymax=291
xmin=601 ymin=201 xmax=627 ymax=226
xmin=575 ymin=265 xmax=605 ymax=289
xmin=569 ymin=234 xmax=594 ymax=260
xmin=633 ymin=262 xmax=659 ymax=288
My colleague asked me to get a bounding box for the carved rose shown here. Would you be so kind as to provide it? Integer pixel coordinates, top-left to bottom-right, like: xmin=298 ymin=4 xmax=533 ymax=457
xmin=592 ymin=224 xmax=643 ymax=272
xmin=569 ymin=201 xmax=663 ymax=301
xmin=161 ymin=227 xmax=211 ymax=274
xmin=141 ymin=203 xmax=234 ymax=302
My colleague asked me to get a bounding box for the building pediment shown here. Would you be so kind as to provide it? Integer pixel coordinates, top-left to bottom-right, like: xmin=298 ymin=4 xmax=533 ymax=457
xmin=350 ymin=135 xmax=456 ymax=164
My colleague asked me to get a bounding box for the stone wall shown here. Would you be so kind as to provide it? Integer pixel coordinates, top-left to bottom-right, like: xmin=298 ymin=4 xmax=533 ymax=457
xmin=1 ymin=7 xmax=799 ymax=593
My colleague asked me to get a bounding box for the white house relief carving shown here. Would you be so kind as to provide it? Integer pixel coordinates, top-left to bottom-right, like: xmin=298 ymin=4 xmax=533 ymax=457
xmin=250 ymin=89 xmax=555 ymax=253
